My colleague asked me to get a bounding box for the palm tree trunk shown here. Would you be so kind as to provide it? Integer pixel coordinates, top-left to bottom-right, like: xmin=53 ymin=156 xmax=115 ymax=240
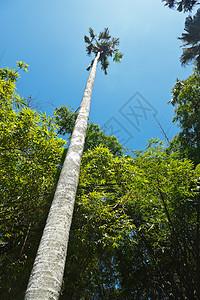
xmin=25 ymin=51 xmax=100 ymax=300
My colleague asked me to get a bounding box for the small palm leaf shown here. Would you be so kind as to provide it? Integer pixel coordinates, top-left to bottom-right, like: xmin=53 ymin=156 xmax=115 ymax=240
xmin=113 ymin=51 xmax=124 ymax=63
xmin=89 ymin=27 xmax=95 ymax=40
xmin=112 ymin=37 xmax=120 ymax=47
xmin=86 ymin=44 xmax=93 ymax=56
xmin=101 ymin=59 xmax=109 ymax=75
xmin=180 ymin=45 xmax=200 ymax=65
xmin=84 ymin=36 xmax=91 ymax=44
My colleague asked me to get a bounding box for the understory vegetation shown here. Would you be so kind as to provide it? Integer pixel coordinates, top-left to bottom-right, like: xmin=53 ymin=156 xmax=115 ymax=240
xmin=0 ymin=63 xmax=200 ymax=299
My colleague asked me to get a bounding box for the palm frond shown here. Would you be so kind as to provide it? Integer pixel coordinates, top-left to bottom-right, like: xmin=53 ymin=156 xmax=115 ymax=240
xmin=113 ymin=51 xmax=124 ymax=63
xmin=177 ymin=1 xmax=183 ymax=11
xmin=84 ymin=36 xmax=91 ymax=44
xmin=179 ymin=9 xmax=200 ymax=69
xmin=162 ymin=0 xmax=176 ymax=9
xmin=112 ymin=37 xmax=120 ymax=47
xmin=86 ymin=44 xmax=94 ymax=56
xmin=180 ymin=45 xmax=200 ymax=65
xmin=162 ymin=0 xmax=198 ymax=11
xmin=180 ymin=10 xmax=200 ymax=44
xmin=98 ymin=28 xmax=111 ymax=41
xmin=101 ymin=59 xmax=109 ymax=75
xmin=89 ymin=27 xmax=95 ymax=40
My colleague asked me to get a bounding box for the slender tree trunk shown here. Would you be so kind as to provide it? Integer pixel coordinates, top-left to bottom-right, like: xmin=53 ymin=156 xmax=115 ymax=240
xmin=195 ymin=189 xmax=200 ymax=298
xmin=25 ymin=52 xmax=100 ymax=300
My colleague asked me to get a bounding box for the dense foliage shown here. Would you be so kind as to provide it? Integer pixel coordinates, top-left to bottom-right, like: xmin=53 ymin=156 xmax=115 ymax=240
xmin=1 ymin=62 xmax=200 ymax=299
xmin=168 ymin=69 xmax=200 ymax=165
xmin=0 ymin=64 xmax=65 ymax=298
xmin=61 ymin=142 xmax=200 ymax=299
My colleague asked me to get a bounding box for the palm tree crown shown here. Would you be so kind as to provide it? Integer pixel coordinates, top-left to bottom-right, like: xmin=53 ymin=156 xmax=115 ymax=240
xmin=179 ymin=9 xmax=200 ymax=70
xmin=84 ymin=27 xmax=123 ymax=75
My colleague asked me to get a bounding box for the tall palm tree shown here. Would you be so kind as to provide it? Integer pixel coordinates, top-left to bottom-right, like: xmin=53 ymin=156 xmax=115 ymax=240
xmin=179 ymin=9 xmax=200 ymax=69
xmin=25 ymin=28 xmax=123 ymax=300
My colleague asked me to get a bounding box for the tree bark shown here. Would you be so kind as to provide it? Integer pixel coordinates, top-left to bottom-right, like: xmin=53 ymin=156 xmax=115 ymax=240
xmin=25 ymin=52 xmax=100 ymax=300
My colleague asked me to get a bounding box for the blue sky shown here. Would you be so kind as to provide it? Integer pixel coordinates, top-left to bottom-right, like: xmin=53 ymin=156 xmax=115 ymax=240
xmin=0 ymin=0 xmax=195 ymax=151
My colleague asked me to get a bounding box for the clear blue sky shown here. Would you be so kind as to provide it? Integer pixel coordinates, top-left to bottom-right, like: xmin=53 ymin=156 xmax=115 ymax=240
xmin=0 ymin=0 xmax=194 ymax=151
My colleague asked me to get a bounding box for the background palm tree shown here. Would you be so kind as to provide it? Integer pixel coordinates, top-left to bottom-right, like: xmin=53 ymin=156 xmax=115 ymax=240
xmin=25 ymin=28 xmax=123 ymax=299
xmin=179 ymin=9 xmax=200 ymax=69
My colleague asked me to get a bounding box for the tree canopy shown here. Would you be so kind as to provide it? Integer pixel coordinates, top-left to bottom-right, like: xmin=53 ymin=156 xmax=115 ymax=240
xmin=0 ymin=64 xmax=65 ymax=298
xmin=167 ymin=69 xmax=200 ymax=165
xmin=60 ymin=141 xmax=200 ymax=299
xmin=84 ymin=27 xmax=123 ymax=75
xmin=1 ymin=62 xmax=200 ymax=299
